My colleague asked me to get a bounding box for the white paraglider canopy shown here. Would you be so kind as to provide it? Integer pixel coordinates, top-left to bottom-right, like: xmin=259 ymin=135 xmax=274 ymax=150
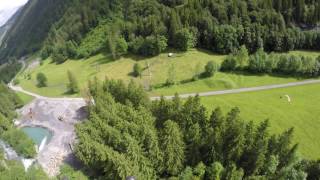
xmin=284 ymin=95 xmax=291 ymax=103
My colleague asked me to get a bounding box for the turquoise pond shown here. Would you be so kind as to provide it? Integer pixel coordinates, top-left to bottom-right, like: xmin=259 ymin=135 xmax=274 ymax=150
xmin=21 ymin=127 xmax=53 ymax=146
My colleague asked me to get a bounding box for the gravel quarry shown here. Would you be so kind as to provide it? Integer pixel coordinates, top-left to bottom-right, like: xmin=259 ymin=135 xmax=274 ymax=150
xmin=16 ymin=98 xmax=87 ymax=177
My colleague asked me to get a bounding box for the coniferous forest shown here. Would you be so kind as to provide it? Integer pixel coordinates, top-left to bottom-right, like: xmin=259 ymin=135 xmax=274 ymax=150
xmin=1 ymin=0 xmax=320 ymax=63
xmin=73 ymin=79 xmax=320 ymax=179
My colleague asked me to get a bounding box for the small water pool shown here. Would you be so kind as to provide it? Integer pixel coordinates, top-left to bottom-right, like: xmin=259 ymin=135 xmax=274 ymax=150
xmin=21 ymin=127 xmax=53 ymax=146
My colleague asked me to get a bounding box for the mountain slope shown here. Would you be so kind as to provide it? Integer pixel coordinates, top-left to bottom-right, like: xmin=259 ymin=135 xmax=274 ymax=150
xmin=0 ymin=0 xmax=72 ymax=62
xmin=1 ymin=0 xmax=320 ymax=63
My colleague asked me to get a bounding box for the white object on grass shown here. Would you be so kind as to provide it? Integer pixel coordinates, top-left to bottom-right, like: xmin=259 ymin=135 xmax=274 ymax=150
xmin=284 ymin=95 xmax=291 ymax=103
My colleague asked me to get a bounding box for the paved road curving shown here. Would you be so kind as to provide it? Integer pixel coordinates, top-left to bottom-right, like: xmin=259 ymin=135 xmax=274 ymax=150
xmin=150 ymin=79 xmax=320 ymax=100
xmin=9 ymin=60 xmax=85 ymax=102
xmin=8 ymin=83 xmax=85 ymax=102
xmin=9 ymin=78 xmax=320 ymax=101
xmin=8 ymin=60 xmax=84 ymax=102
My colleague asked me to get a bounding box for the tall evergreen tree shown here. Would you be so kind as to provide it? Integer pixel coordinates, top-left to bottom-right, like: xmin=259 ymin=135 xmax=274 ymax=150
xmin=161 ymin=120 xmax=185 ymax=176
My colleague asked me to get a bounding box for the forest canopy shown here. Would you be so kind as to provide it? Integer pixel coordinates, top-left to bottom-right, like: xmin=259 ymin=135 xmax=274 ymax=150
xmin=74 ymin=79 xmax=319 ymax=179
xmin=1 ymin=0 xmax=320 ymax=63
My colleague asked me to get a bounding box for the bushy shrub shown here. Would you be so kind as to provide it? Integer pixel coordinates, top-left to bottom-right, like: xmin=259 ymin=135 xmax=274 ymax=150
xmin=203 ymin=61 xmax=219 ymax=77
xmin=133 ymin=63 xmax=143 ymax=77
xmin=36 ymin=73 xmax=48 ymax=87
xmin=221 ymin=55 xmax=237 ymax=71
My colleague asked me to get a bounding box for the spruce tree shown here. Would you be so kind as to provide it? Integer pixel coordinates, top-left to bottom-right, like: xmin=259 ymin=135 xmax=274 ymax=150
xmin=67 ymin=70 xmax=79 ymax=94
xmin=161 ymin=120 xmax=185 ymax=176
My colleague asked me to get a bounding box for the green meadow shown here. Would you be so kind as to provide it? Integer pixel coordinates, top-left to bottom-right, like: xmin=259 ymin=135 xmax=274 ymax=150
xmin=16 ymin=92 xmax=34 ymax=105
xmin=15 ymin=49 xmax=320 ymax=159
xmin=17 ymin=49 xmax=318 ymax=97
xmin=201 ymin=83 xmax=320 ymax=159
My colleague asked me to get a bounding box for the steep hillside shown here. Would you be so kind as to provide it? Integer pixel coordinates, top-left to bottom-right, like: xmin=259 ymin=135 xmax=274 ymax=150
xmin=0 ymin=0 xmax=71 ymax=62
xmin=1 ymin=0 xmax=320 ymax=63
xmin=0 ymin=7 xmax=23 ymax=45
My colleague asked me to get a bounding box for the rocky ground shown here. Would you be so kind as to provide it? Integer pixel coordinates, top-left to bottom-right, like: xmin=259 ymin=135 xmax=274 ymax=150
xmin=16 ymin=98 xmax=87 ymax=177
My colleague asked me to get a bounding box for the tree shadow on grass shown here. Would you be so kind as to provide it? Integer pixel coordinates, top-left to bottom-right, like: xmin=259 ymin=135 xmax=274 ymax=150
xmin=152 ymin=78 xmax=196 ymax=90
xmin=123 ymin=54 xmax=151 ymax=61
xmin=224 ymin=70 xmax=267 ymax=77
xmin=36 ymin=84 xmax=47 ymax=88
xmin=127 ymin=71 xmax=136 ymax=77
xmin=152 ymin=70 xmax=310 ymax=91
xmin=195 ymin=48 xmax=224 ymax=56
xmin=62 ymin=90 xmax=73 ymax=96
xmin=127 ymin=65 xmax=149 ymax=77
xmin=90 ymin=54 xmax=114 ymax=65
xmin=127 ymin=72 xmax=145 ymax=78
xmin=90 ymin=53 xmax=149 ymax=65
xmin=229 ymin=71 xmax=309 ymax=81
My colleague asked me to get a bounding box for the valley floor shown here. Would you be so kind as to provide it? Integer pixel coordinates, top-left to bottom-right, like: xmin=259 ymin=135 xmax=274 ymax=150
xmin=11 ymin=78 xmax=320 ymax=160
xmin=14 ymin=49 xmax=320 ymax=160
xmin=16 ymin=49 xmax=318 ymax=97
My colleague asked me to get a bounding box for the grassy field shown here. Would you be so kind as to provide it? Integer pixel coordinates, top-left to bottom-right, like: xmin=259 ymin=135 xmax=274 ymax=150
xmin=201 ymin=83 xmax=320 ymax=159
xmin=17 ymin=49 xmax=319 ymax=97
xmin=16 ymin=49 xmax=320 ymax=159
xmin=151 ymin=73 xmax=303 ymax=96
xmin=152 ymin=50 xmax=320 ymax=95
xmin=17 ymin=49 xmax=226 ymax=97
xmin=16 ymin=92 xmax=34 ymax=105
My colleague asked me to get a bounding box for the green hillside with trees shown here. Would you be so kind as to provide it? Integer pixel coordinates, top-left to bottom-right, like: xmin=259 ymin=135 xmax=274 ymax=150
xmin=1 ymin=0 xmax=320 ymax=179
xmin=74 ymin=79 xmax=320 ymax=179
xmin=17 ymin=49 xmax=318 ymax=97
xmin=1 ymin=0 xmax=320 ymax=63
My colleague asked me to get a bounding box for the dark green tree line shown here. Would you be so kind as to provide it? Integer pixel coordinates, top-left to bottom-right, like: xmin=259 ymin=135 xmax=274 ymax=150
xmin=74 ymin=79 xmax=318 ymax=179
xmin=2 ymin=0 xmax=320 ymax=63
xmin=222 ymin=47 xmax=320 ymax=77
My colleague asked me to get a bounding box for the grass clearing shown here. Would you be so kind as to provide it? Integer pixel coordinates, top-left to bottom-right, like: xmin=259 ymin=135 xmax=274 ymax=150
xmin=201 ymin=83 xmax=320 ymax=159
xmin=17 ymin=49 xmax=319 ymax=97
xmin=16 ymin=49 xmax=320 ymax=159
xmin=151 ymin=73 xmax=303 ymax=96
xmin=16 ymin=92 xmax=34 ymax=105
xmin=17 ymin=49 xmax=226 ymax=97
